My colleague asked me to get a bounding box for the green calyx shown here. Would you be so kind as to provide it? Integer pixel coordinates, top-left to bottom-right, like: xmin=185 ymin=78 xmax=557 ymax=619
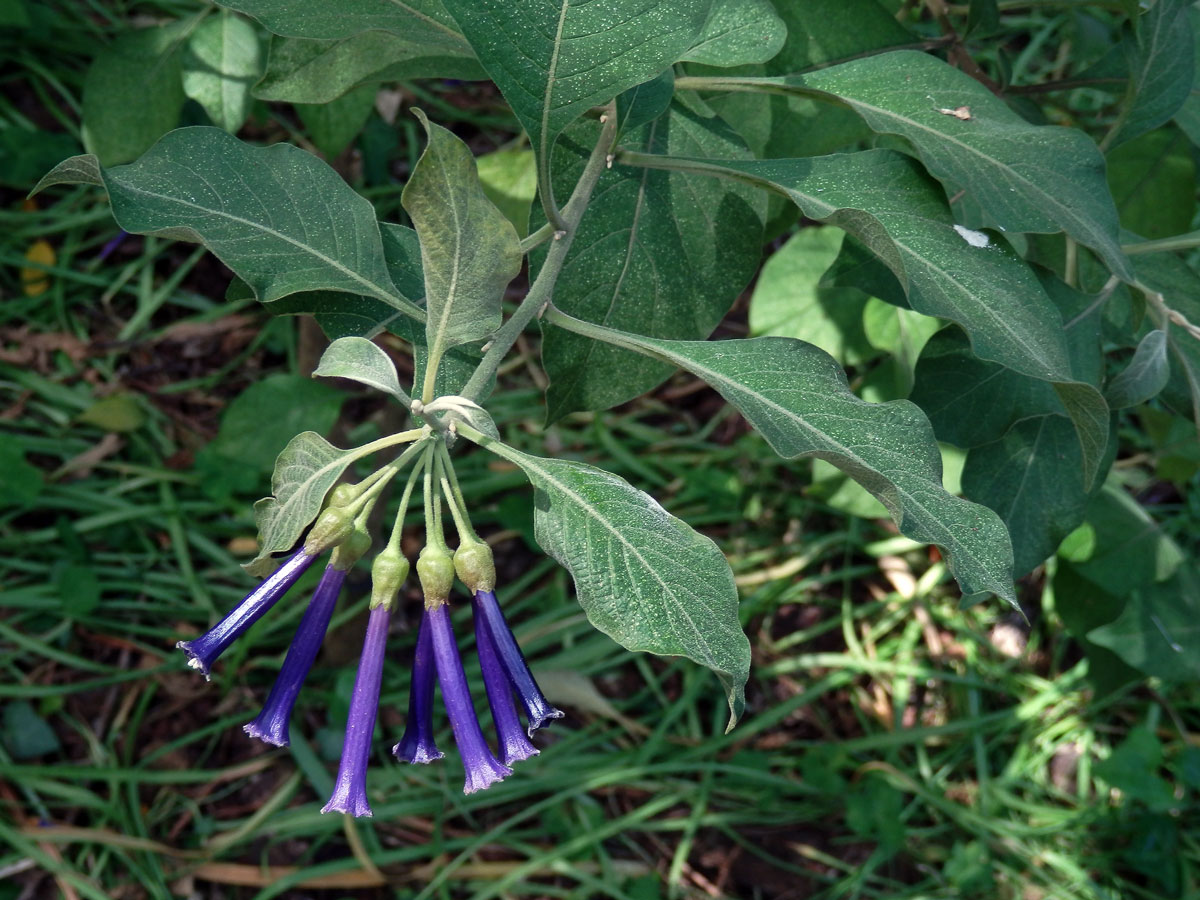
xmin=327 ymin=483 xmax=358 ymax=509
xmin=371 ymin=547 xmax=410 ymax=611
xmin=453 ymin=540 xmax=495 ymax=593
xmin=417 ymin=544 xmax=455 ymax=609
xmin=304 ymin=506 xmax=354 ymax=555
xmin=331 ymin=526 xmax=372 ymax=571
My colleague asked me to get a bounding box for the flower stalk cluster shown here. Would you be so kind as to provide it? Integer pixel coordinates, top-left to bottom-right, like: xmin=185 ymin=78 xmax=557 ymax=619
xmin=176 ymin=436 xmax=562 ymax=816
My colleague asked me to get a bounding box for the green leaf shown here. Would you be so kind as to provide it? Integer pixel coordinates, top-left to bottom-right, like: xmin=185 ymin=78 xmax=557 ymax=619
xmin=540 ymin=102 xmax=765 ymax=418
xmin=34 ymin=128 xmax=421 ymax=321
xmin=1129 ymin=251 xmax=1200 ymax=429
xmin=246 ymin=431 xmax=359 ymax=575
xmin=296 ymin=82 xmax=377 ymax=158
xmin=82 ymin=25 xmax=187 ymax=166
xmin=1108 ymin=0 xmax=1195 ymax=149
xmin=0 ymin=128 xmax=80 ymax=189
xmin=440 ymin=0 xmax=711 ymax=185
xmin=860 ymin=296 xmax=943 ymax=395
xmin=219 ymin=0 xmax=470 ymax=44
xmin=476 ymin=148 xmax=538 ymax=238
xmin=78 ymin=394 xmax=146 ymax=433
xmin=748 ymin=226 xmax=875 ymax=366
xmin=766 ymin=0 xmax=913 ymax=71
xmin=207 ymin=373 xmax=344 ymax=471
xmin=476 ymin=440 xmax=750 ymax=730
xmin=403 ymin=110 xmax=521 ymax=375
xmin=627 ymin=149 xmax=1110 ymax=485
xmin=253 ymin=32 xmax=484 ymax=105
xmin=1106 ymin=329 xmax=1170 ymax=409
xmin=182 ymin=11 xmax=262 ymax=134
xmin=961 ymin=415 xmax=1094 ymax=576
xmin=615 ymin=71 xmax=676 ymax=136
xmin=680 ymin=0 xmax=786 ymax=67
xmin=1106 ymin=127 xmax=1196 ymax=241
xmin=1090 ymin=566 xmax=1200 ymax=683
xmin=1172 ymin=6 xmax=1200 ymax=145
xmin=0 ymin=435 xmax=43 ymax=508
xmin=313 ymin=336 xmax=408 ymax=403
xmin=56 ymin=562 xmax=102 ymax=618
xmin=547 ymin=313 xmax=1017 ymax=606
xmin=701 ymin=51 xmax=1131 ymax=278
xmin=1 ymin=701 xmax=61 ymax=760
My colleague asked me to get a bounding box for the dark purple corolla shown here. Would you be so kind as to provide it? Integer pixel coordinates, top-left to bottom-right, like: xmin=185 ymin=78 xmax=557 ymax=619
xmin=392 ymin=609 xmax=444 ymax=764
xmin=177 ymin=547 xmax=316 ymax=679
xmin=323 ymin=602 xmax=392 ymax=817
xmin=243 ymin=562 xmax=347 ymax=746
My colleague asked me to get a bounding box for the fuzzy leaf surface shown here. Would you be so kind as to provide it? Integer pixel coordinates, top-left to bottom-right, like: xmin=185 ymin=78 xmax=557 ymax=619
xmin=1106 ymin=329 xmax=1170 ymax=409
xmin=246 ymin=432 xmax=358 ymax=576
xmin=314 ymin=336 xmax=407 ymax=403
xmin=440 ymin=0 xmax=711 ymax=179
xmin=480 ymin=441 xmax=750 ymax=729
xmin=403 ymin=110 xmax=521 ymax=358
xmin=34 ymin=128 xmax=421 ymax=320
xmin=182 ymin=12 xmax=262 ymax=134
xmin=712 ymin=51 xmax=1130 ymax=278
xmin=680 ymin=0 xmax=786 ymax=67
xmin=1108 ymin=0 xmax=1195 ymax=148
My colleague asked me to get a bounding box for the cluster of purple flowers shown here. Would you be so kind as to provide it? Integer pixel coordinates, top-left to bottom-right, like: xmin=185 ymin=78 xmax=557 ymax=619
xmin=177 ymin=533 xmax=561 ymax=816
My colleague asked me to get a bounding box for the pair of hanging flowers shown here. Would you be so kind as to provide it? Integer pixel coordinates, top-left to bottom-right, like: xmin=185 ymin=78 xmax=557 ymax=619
xmin=177 ymin=436 xmax=561 ymax=815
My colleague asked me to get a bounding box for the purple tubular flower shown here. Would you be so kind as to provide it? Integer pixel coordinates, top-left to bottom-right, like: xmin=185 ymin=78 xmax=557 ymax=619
xmin=427 ymin=603 xmax=512 ymax=793
xmin=243 ymin=564 xmax=347 ymax=747
xmin=471 ymin=590 xmax=563 ymax=735
xmin=322 ymin=603 xmax=390 ymax=818
xmin=177 ymin=548 xmax=317 ymax=679
xmin=392 ymin=609 xmax=445 ymax=764
xmin=474 ymin=601 xmax=539 ymax=765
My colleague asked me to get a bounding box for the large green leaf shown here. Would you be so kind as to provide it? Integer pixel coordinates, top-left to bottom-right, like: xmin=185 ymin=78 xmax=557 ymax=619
xmin=82 ymin=25 xmax=186 ymax=166
xmin=686 ymin=50 xmax=1131 ymax=279
xmin=403 ymin=110 xmax=521 ymax=378
xmin=1106 ymin=127 xmax=1196 ymax=241
xmin=1107 ymin=0 xmax=1194 ymax=149
xmin=472 ymin=438 xmax=750 ymax=730
xmin=440 ymin=0 xmax=711 ymax=190
xmin=538 ymin=102 xmax=765 ymax=418
xmin=252 ymin=32 xmax=484 ymax=104
xmin=767 ymin=0 xmax=914 ymax=71
xmin=620 ymin=149 xmax=1110 ymax=485
xmin=182 ymin=11 xmax=262 ymax=134
xmin=313 ymin=336 xmax=409 ymax=405
xmin=296 ymin=83 xmax=377 ymax=158
xmin=680 ymin=0 xmax=786 ymax=67
xmin=33 ymin=127 xmax=421 ymax=320
xmin=1089 ymin=565 xmax=1200 ymax=682
xmin=219 ymin=0 xmax=470 ymax=45
xmin=1172 ymin=6 xmax=1200 ymax=146
xmin=961 ymin=415 xmax=1093 ymax=576
xmin=544 ymin=310 xmax=1017 ymax=607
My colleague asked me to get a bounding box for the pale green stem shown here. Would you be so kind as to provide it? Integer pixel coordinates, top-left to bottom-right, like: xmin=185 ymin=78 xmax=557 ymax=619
xmin=385 ymin=453 xmax=427 ymax=554
xmin=334 ymin=428 xmax=428 ymax=505
xmin=343 ymin=438 xmax=429 ymax=520
xmin=519 ymin=221 xmax=556 ymax=254
xmin=460 ymin=101 xmax=620 ymax=404
xmin=422 ymin=442 xmax=448 ymax=552
xmin=1123 ymin=230 xmax=1200 ymax=256
xmin=436 ymin=442 xmax=477 ymax=543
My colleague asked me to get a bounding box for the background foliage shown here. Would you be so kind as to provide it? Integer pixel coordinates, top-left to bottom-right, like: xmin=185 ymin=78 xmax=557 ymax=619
xmin=3 ymin=0 xmax=1200 ymax=898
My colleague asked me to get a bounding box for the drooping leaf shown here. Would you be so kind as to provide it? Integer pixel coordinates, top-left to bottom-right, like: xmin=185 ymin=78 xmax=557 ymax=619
xmin=252 ymin=32 xmax=484 ymax=104
xmin=1107 ymin=0 xmax=1195 ymax=149
xmin=246 ymin=432 xmax=359 ymax=576
xmin=182 ymin=11 xmax=262 ymax=134
xmin=1106 ymin=127 xmax=1196 ymax=241
xmin=403 ymin=109 xmax=521 ymax=387
xmin=538 ymin=101 xmax=765 ymax=418
xmin=82 ymin=25 xmax=187 ymax=166
xmin=692 ymin=51 xmax=1131 ymax=278
xmin=546 ymin=312 xmax=1017 ymax=606
xmin=961 ymin=415 xmax=1094 ymax=576
xmin=34 ymin=128 xmax=421 ymax=320
xmin=622 ymin=149 xmax=1110 ymax=485
xmin=1089 ymin=565 xmax=1200 ymax=682
xmin=440 ymin=0 xmax=711 ymax=187
xmin=1129 ymin=250 xmax=1200 ymax=429
xmin=296 ymin=82 xmax=377 ymax=158
xmin=473 ymin=438 xmax=750 ymax=730
xmin=748 ymin=226 xmax=875 ymax=366
xmin=313 ymin=336 xmax=408 ymax=403
xmin=1106 ymin=329 xmax=1170 ymax=409
xmin=680 ymin=0 xmax=786 ymax=67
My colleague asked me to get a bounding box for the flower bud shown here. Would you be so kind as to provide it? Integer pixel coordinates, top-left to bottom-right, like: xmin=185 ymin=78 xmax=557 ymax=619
xmin=453 ymin=540 xmax=496 ymax=593
xmin=304 ymin=507 xmax=354 ymax=555
xmin=417 ymin=545 xmax=455 ymax=608
xmin=327 ymin=483 xmax=358 ymax=509
xmin=371 ymin=548 xmax=410 ymax=610
xmin=331 ymin=526 xmax=372 ymax=571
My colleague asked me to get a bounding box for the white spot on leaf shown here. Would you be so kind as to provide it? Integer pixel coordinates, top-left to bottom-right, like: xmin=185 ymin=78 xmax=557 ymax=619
xmin=953 ymin=224 xmax=990 ymax=248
